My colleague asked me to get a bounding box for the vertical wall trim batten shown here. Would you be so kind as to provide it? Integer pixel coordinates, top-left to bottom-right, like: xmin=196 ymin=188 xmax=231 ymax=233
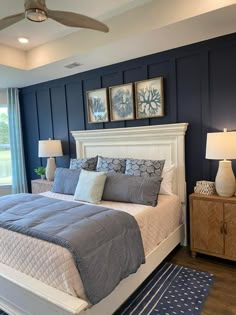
xmin=35 ymin=91 xmax=41 ymax=166
xmin=170 ymin=58 xmax=177 ymax=122
xmin=200 ymin=50 xmax=210 ymax=180
xmin=35 ymin=92 xmax=40 ymax=138
xmin=81 ymin=80 xmax=87 ymax=131
xmin=48 ymin=88 xmax=54 ymax=139
xmin=64 ymin=84 xmax=71 ymax=157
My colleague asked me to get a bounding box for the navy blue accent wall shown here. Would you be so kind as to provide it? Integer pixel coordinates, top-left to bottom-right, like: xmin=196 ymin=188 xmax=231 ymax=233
xmin=20 ymin=33 xmax=236 ymax=194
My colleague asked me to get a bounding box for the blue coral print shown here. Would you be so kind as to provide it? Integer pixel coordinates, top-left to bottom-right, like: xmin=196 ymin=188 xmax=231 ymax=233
xmin=111 ymin=86 xmax=134 ymax=120
xmin=89 ymin=96 xmax=108 ymax=122
xmin=136 ymin=78 xmax=164 ymax=118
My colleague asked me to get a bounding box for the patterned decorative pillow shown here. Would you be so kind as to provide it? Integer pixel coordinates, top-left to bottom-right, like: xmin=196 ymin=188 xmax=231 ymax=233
xmin=69 ymin=156 xmax=97 ymax=171
xmin=125 ymin=158 xmax=165 ymax=177
xmin=96 ymin=156 xmax=126 ymax=173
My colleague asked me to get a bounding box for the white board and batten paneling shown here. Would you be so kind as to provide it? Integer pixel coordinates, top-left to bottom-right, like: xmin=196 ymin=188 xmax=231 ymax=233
xmin=0 ymin=123 xmax=188 ymax=315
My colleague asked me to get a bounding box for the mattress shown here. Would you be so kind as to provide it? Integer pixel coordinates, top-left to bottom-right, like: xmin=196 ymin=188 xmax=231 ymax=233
xmin=0 ymin=192 xmax=181 ymax=301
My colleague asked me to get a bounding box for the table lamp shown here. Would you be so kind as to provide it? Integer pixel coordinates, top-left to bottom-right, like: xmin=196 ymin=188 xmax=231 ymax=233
xmin=205 ymin=128 xmax=236 ymax=197
xmin=38 ymin=138 xmax=63 ymax=181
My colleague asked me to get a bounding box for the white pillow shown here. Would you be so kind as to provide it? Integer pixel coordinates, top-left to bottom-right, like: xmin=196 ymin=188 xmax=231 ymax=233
xmin=74 ymin=169 xmax=107 ymax=203
xmin=159 ymin=164 xmax=175 ymax=195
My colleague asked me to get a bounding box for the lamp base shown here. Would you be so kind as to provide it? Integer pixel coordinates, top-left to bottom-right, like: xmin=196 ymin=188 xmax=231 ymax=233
xmin=46 ymin=157 xmax=56 ymax=181
xmin=215 ymin=160 xmax=235 ymax=197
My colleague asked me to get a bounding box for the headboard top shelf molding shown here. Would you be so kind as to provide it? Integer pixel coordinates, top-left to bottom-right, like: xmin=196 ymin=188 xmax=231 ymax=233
xmin=71 ymin=123 xmax=188 ymax=140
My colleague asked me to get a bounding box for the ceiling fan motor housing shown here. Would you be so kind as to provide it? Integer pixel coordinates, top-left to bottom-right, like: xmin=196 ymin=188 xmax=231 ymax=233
xmin=25 ymin=9 xmax=48 ymax=22
xmin=25 ymin=0 xmax=48 ymax=22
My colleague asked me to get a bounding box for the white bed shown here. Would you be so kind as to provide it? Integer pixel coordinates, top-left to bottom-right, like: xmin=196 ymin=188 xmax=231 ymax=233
xmin=0 ymin=123 xmax=188 ymax=315
xmin=0 ymin=193 xmax=181 ymax=302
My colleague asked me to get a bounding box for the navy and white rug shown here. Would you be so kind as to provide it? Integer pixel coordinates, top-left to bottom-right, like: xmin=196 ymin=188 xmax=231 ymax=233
xmin=114 ymin=262 xmax=214 ymax=315
xmin=0 ymin=263 xmax=213 ymax=315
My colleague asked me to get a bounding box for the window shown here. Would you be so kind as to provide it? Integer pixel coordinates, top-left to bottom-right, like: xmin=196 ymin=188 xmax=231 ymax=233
xmin=0 ymin=106 xmax=12 ymax=185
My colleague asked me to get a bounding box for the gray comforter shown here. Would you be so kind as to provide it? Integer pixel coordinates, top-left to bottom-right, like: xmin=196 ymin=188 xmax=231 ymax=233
xmin=0 ymin=193 xmax=145 ymax=304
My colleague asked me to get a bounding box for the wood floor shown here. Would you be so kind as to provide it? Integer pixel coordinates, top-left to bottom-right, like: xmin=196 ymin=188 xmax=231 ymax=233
xmin=168 ymin=246 xmax=236 ymax=315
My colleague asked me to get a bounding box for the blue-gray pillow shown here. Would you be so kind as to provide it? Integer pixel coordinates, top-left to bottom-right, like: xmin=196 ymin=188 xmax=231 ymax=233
xmin=102 ymin=173 xmax=162 ymax=207
xmin=96 ymin=156 xmax=126 ymax=173
xmin=51 ymin=168 xmax=81 ymax=195
xmin=125 ymin=158 xmax=165 ymax=177
xmin=74 ymin=169 xmax=107 ymax=203
xmin=69 ymin=156 xmax=97 ymax=171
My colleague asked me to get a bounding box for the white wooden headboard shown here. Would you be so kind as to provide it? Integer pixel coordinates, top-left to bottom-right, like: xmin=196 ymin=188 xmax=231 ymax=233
xmin=71 ymin=123 xmax=188 ymax=204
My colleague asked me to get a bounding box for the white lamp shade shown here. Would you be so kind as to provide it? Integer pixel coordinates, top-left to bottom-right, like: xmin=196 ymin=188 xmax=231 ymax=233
xmin=38 ymin=139 xmax=63 ymax=158
xmin=206 ymin=131 xmax=236 ymax=160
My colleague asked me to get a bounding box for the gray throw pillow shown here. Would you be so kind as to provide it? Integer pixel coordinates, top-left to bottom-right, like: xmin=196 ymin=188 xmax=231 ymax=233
xmin=125 ymin=158 xmax=165 ymax=177
xmin=51 ymin=168 xmax=81 ymax=195
xmin=102 ymin=173 xmax=162 ymax=207
xmin=74 ymin=169 xmax=107 ymax=203
xmin=96 ymin=156 xmax=126 ymax=173
xmin=69 ymin=156 xmax=97 ymax=171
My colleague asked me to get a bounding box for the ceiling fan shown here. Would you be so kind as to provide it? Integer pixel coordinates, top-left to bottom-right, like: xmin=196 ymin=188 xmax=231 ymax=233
xmin=0 ymin=0 xmax=109 ymax=33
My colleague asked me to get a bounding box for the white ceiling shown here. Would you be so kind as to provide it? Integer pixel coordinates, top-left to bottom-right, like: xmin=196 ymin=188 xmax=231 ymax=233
xmin=0 ymin=0 xmax=236 ymax=88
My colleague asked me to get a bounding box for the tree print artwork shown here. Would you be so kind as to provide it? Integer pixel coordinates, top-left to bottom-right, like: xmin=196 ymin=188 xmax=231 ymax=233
xmin=135 ymin=77 xmax=164 ymax=119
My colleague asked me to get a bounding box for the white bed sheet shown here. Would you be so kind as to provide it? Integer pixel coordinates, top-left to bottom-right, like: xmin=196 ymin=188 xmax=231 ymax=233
xmin=0 ymin=193 xmax=181 ymax=301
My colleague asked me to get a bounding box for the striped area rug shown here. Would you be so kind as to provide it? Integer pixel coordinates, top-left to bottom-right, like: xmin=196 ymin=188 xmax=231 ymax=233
xmin=114 ymin=262 xmax=214 ymax=315
xmin=0 ymin=263 xmax=213 ymax=315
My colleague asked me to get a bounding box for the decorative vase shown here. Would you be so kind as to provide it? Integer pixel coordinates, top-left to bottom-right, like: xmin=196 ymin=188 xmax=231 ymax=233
xmin=215 ymin=160 xmax=235 ymax=197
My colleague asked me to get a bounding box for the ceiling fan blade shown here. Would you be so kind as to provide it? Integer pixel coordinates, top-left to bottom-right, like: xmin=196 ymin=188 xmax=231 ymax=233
xmin=0 ymin=13 xmax=25 ymax=31
xmin=47 ymin=10 xmax=109 ymax=33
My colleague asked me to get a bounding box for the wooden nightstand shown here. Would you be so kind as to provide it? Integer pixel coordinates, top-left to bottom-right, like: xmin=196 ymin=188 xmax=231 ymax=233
xmin=190 ymin=193 xmax=236 ymax=261
xmin=31 ymin=179 xmax=54 ymax=194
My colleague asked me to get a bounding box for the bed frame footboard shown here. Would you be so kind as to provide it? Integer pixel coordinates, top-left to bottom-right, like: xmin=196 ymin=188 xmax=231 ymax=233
xmin=0 ymin=263 xmax=88 ymax=315
xmin=0 ymin=225 xmax=184 ymax=315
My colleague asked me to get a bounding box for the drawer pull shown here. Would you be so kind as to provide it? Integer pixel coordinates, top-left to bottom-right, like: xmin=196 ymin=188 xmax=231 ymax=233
xmin=220 ymin=222 xmax=224 ymax=234
xmin=224 ymin=222 xmax=227 ymax=235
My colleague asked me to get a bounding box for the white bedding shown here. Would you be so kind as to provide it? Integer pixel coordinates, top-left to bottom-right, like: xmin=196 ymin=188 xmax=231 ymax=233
xmin=0 ymin=192 xmax=181 ymax=302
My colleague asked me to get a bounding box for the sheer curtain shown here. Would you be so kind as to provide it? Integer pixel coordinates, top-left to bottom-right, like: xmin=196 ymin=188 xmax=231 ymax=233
xmin=8 ymin=88 xmax=28 ymax=193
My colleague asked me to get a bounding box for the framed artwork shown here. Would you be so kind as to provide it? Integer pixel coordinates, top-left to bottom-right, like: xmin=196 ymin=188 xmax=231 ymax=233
xmin=109 ymin=83 xmax=134 ymax=121
xmin=135 ymin=77 xmax=164 ymax=119
xmin=86 ymin=88 xmax=109 ymax=123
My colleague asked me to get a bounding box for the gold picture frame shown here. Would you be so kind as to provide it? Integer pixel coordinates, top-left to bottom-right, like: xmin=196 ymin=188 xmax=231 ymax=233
xmin=135 ymin=77 xmax=164 ymax=119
